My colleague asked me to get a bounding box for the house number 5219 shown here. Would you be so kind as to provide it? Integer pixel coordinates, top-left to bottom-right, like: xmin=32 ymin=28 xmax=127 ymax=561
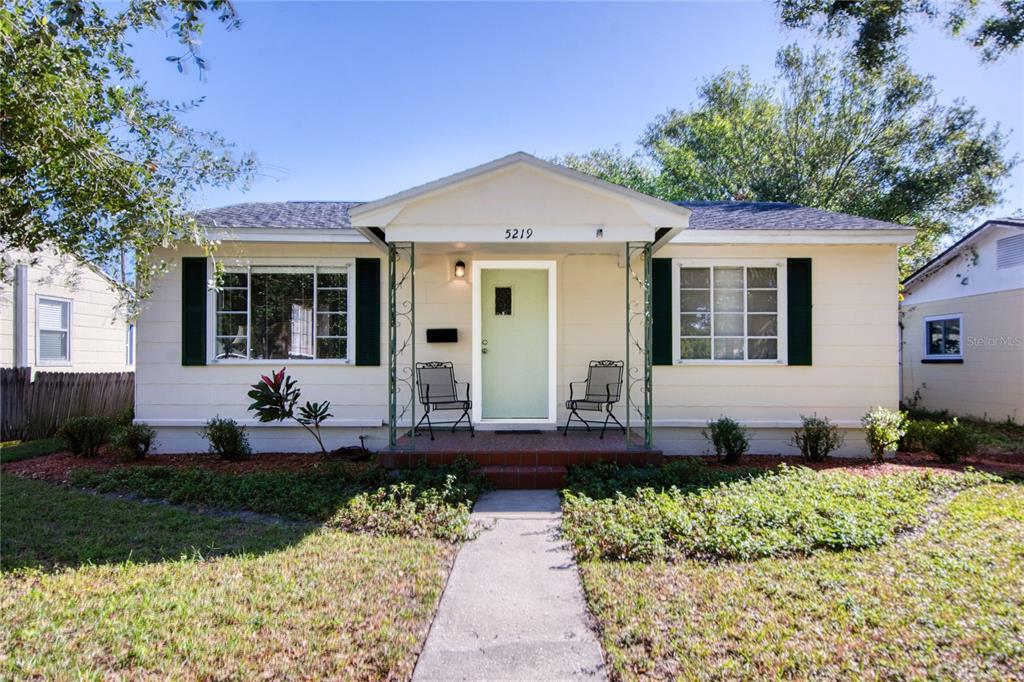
xmin=504 ymin=228 xmax=533 ymax=240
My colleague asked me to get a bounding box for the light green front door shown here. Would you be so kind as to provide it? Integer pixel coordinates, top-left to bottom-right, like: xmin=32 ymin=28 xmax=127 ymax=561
xmin=480 ymin=268 xmax=549 ymax=419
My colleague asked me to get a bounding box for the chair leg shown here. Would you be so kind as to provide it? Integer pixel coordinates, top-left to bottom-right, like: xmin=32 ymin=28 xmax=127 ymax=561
xmin=562 ymin=408 xmax=575 ymax=436
xmin=468 ymin=409 xmax=475 ymax=437
xmin=607 ymin=410 xmax=626 ymax=435
xmin=414 ymin=410 xmax=430 ymax=438
xmin=423 ymin=408 xmax=435 ymax=440
xmin=600 ymin=411 xmax=612 ymax=439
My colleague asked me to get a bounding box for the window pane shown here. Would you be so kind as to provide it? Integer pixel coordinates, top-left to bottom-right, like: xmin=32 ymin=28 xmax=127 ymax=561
xmin=250 ymin=272 xmax=314 ymax=359
xmin=495 ymin=287 xmax=512 ymax=316
xmin=317 ymin=270 xmax=348 ymax=288
xmin=714 ymin=267 xmax=744 ymax=288
xmin=748 ymin=338 xmax=778 ymax=360
xmin=748 ymin=314 xmax=777 ymax=336
xmin=714 ymin=337 xmax=745 ymax=360
xmin=317 ymin=313 xmax=347 ymax=337
xmin=747 ymin=290 xmax=778 ymax=313
xmin=680 ymin=268 xmax=710 ymax=288
xmin=680 ymin=337 xmax=711 ymax=359
xmin=220 ymin=271 xmax=247 ymax=288
xmin=680 ymin=313 xmax=711 ymax=336
xmin=317 ymin=288 xmax=346 ymax=312
xmin=39 ymin=330 xmax=68 ymax=361
xmin=317 ymin=337 xmax=347 ymax=360
xmin=714 ymin=313 xmax=744 ymax=336
xmin=215 ymin=336 xmax=247 ymax=359
xmin=944 ymin=319 xmax=960 ymax=354
xmin=680 ymin=289 xmax=710 ymax=312
xmin=38 ymin=299 xmax=69 ymax=330
xmin=216 ymin=288 xmax=248 ymax=312
xmin=216 ymin=313 xmax=248 ymax=337
xmin=714 ymin=289 xmax=743 ymax=312
xmin=747 ymin=268 xmax=777 ymax=288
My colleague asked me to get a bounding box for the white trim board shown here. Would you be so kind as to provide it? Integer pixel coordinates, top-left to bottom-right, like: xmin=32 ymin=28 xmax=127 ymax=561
xmin=669 ymin=229 xmax=915 ymax=245
xmin=471 ymin=259 xmax=558 ymax=427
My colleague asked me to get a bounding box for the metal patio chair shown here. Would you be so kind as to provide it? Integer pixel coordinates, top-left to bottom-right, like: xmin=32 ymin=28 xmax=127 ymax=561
xmin=563 ymin=360 xmax=625 ymax=438
xmin=414 ymin=361 xmax=474 ymax=440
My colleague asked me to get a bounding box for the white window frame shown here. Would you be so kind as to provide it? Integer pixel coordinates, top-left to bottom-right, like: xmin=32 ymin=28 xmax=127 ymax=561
xmin=126 ymin=323 xmax=135 ymax=366
xmin=923 ymin=313 xmax=963 ymax=360
xmin=672 ymin=258 xmax=788 ymax=365
xmin=36 ymin=295 xmax=72 ymax=366
xmin=207 ymin=257 xmax=356 ymax=365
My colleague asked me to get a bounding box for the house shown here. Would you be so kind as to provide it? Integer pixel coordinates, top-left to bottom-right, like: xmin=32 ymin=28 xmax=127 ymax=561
xmin=1 ymin=247 xmax=134 ymax=373
xmin=900 ymin=218 xmax=1024 ymax=423
xmin=136 ymin=152 xmax=915 ymax=456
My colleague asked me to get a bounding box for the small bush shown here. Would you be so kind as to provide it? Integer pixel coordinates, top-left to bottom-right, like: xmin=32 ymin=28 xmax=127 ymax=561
xmin=564 ymin=459 xmax=759 ymax=499
xmin=789 ymin=414 xmax=844 ymax=462
xmin=861 ymin=407 xmax=907 ymax=462
xmin=928 ymin=419 xmax=978 ymax=463
xmin=58 ymin=416 xmax=113 ymax=458
xmin=199 ymin=417 xmax=251 ymax=461
xmin=113 ymin=422 xmax=156 ymax=461
xmin=900 ymin=419 xmax=937 ymax=452
xmin=703 ymin=417 xmax=749 ymax=463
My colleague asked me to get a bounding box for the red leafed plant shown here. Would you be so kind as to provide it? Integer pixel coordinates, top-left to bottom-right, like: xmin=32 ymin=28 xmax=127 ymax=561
xmin=247 ymin=368 xmax=333 ymax=453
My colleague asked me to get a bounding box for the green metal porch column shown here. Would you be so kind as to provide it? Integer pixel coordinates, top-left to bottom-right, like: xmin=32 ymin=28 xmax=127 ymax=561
xmin=625 ymin=241 xmax=653 ymax=449
xmin=388 ymin=242 xmax=415 ymax=448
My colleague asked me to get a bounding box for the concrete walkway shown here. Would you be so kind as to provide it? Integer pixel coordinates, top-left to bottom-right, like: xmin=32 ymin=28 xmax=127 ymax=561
xmin=413 ymin=490 xmax=607 ymax=681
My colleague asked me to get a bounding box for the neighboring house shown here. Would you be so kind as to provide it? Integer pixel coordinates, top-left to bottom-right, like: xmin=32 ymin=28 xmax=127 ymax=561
xmin=0 ymin=247 xmax=134 ymax=373
xmin=136 ymin=152 xmax=915 ymax=455
xmin=901 ymin=218 xmax=1024 ymax=423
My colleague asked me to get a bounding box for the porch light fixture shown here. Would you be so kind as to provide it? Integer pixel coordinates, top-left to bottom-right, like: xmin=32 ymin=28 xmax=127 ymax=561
xmin=454 ymin=260 xmax=466 ymax=279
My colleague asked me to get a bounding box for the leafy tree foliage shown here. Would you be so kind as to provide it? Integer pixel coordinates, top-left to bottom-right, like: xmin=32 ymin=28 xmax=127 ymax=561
xmin=0 ymin=0 xmax=255 ymax=305
xmin=558 ymin=47 xmax=1014 ymax=275
xmin=777 ymin=0 xmax=1024 ymax=69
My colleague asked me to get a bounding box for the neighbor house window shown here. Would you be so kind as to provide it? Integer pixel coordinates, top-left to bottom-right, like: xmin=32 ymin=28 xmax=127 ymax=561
xmin=126 ymin=324 xmax=135 ymax=366
xmin=675 ymin=262 xmax=784 ymax=362
xmin=37 ymin=296 xmax=71 ymax=364
xmin=214 ymin=263 xmax=352 ymax=361
xmin=924 ymin=314 xmax=962 ymax=359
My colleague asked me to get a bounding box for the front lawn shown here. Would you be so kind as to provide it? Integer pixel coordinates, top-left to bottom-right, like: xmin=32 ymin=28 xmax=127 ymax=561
xmin=0 ymin=437 xmax=64 ymax=464
xmin=564 ymin=465 xmax=1024 ymax=679
xmin=0 ymin=474 xmax=455 ymax=679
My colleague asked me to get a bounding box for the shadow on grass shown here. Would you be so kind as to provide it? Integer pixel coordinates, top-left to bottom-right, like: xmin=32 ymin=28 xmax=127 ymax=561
xmin=1 ymin=474 xmax=314 ymax=572
xmin=563 ymin=459 xmax=769 ymax=499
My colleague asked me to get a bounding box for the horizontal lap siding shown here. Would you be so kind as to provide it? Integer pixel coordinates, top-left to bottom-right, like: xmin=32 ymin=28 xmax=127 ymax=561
xmin=901 ymin=289 xmax=1024 ymax=421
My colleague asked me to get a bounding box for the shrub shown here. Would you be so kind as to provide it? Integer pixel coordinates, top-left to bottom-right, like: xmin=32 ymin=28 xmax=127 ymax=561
xmin=247 ymin=368 xmax=332 ymax=453
xmin=327 ymin=478 xmax=474 ymax=542
xmin=199 ymin=417 xmax=251 ymax=461
xmin=58 ymin=416 xmax=113 ymax=458
xmin=861 ymin=407 xmax=907 ymax=462
xmin=703 ymin=417 xmax=749 ymax=463
xmin=789 ymin=414 xmax=845 ymax=462
xmin=113 ymin=422 xmax=156 ymax=461
xmin=564 ymin=459 xmax=759 ymax=499
xmin=928 ymin=419 xmax=978 ymax=463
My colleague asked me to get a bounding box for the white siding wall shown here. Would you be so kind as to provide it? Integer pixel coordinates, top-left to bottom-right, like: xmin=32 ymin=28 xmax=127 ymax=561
xmin=139 ymin=241 xmax=901 ymax=457
xmin=0 ymin=249 xmax=130 ymax=373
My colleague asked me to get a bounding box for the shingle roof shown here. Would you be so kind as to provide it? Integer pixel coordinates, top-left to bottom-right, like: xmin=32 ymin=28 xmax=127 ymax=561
xmin=195 ymin=200 xmax=908 ymax=232
xmin=674 ymin=201 xmax=905 ymax=230
xmin=196 ymin=201 xmax=363 ymax=230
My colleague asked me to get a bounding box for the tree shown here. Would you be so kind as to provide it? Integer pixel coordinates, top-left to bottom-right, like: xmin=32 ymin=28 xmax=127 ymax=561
xmin=777 ymin=0 xmax=1024 ymax=69
xmin=558 ymin=46 xmax=1014 ymax=275
xmin=0 ymin=0 xmax=255 ymax=307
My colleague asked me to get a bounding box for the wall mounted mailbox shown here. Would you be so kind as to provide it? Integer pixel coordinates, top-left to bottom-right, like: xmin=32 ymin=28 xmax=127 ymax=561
xmin=426 ymin=328 xmax=458 ymax=343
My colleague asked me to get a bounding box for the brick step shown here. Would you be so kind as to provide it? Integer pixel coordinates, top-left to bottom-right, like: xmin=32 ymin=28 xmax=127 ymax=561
xmin=477 ymin=465 xmax=568 ymax=490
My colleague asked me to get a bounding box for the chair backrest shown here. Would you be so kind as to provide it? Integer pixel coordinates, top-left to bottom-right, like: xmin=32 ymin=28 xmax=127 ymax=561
xmin=416 ymin=361 xmax=457 ymax=403
xmin=585 ymin=360 xmax=623 ymax=403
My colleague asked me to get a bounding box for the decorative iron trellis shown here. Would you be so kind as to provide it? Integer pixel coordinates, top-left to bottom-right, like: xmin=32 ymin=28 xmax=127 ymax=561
xmin=625 ymin=241 xmax=653 ymax=448
xmin=388 ymin=242 xmax=415 ymax=448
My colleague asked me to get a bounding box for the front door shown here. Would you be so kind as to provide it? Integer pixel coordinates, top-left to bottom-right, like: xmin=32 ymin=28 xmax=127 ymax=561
xmin=480 ymin=268 xmax=549 ymax=419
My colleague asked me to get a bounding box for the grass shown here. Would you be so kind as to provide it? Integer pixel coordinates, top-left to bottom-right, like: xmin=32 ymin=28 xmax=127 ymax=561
xmin=0 ymin=474 xmax=454 ymax=679
xmin=580 ymin=482 xmax=1024 ymax=680
xmin=904 ymin=407 xmax=1024 ymax=452
xmin=0 ymin=437 xmax=64 ymax=464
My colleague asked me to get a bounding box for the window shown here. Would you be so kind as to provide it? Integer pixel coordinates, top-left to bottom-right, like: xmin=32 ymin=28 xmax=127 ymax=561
xmin=37 ymin=297 xmax=71 ymax=364
xmin=126 ymin=324 xmax=135 ymax=366
xmin=213 ymin=263 xmax=352 ymax=362
xmin=494 ymin=286 xmax=513 ymax=316
xmin=675 ymin=261 xmax=784 ymax=362
xmin=924 ymin=315 xmax=962 ymax=359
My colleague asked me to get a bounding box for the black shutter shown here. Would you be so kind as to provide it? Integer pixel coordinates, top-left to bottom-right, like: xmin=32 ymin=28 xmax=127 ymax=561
xmin=181 ymin=257 xmax=207 ymax=366
xmin=355 ymin=258 xmax=381 ymax=366
xmin=652 ymin=258 xmax=673 ymax=365
xmin=787 ymin=258 xmax=812 ymax=366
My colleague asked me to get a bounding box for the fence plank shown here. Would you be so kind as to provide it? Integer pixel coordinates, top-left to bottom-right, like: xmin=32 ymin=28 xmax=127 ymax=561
xmin=0 ymin=369 xmax=134 ymax=441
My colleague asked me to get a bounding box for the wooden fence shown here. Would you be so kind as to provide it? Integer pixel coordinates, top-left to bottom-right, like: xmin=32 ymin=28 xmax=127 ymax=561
xmin=1 ymin=368 xmax=135 ymax=441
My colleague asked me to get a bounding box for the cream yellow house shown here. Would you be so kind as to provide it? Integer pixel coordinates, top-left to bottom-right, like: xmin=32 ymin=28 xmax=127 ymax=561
xmin=901 ymin=218 xmax=1024 ymax=423
xmin=1 ymin=247 xmax=133 ymax=374
xmin=136 ymin=153 xmax=915 ymax=456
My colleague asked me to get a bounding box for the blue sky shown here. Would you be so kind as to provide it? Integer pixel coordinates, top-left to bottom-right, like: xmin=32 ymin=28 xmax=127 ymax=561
xmin=130 ymin=2 xmax=1023 ymax=220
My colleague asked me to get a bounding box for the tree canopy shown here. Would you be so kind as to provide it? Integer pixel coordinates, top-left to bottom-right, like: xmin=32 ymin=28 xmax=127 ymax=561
xmin=0 ymin=0 xmax=255 ymax=306
xmin=776 ymin=0 xmax=1024 ymax=69
xmin=557 ymin=46 xmax=1015 ymax=276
